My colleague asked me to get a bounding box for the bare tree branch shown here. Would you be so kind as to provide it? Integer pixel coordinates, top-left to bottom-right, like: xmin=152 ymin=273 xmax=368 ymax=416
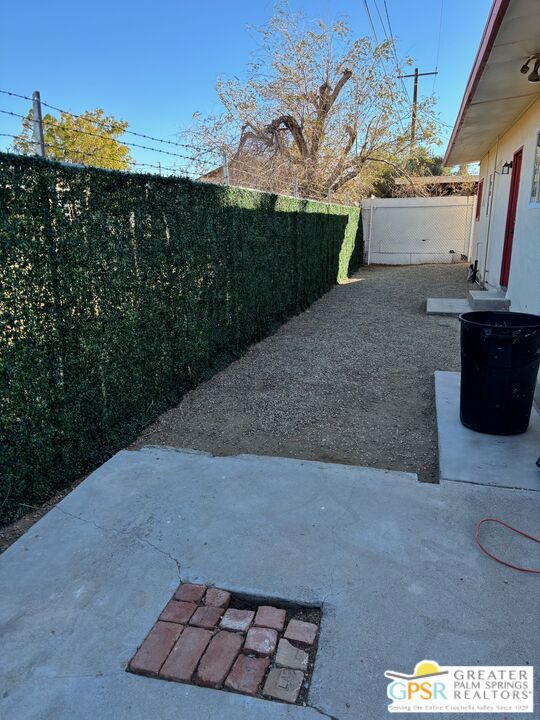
xmin=265 ymin=115 xmax=308 ymax=158
xmin=183 ymin=3 xmax=439 ymax=203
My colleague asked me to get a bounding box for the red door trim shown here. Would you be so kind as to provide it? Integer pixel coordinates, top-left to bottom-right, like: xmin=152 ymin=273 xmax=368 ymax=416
xmin=499 ymin=146 xmax=523 ymax=287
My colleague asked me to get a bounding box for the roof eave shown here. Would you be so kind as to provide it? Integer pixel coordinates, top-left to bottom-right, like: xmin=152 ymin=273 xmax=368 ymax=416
xmin=443 ymin=0 xmax=511 ymax=167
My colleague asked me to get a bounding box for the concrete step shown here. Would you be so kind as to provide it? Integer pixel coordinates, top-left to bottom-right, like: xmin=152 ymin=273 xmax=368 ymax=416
xmin=426 ymin=298 xmax=469 ymax=316
xmin=468 ymin=289 xmax=510 ymax=311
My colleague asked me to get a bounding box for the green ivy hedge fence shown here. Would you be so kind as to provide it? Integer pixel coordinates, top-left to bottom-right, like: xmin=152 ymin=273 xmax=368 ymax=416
xmin=0 ymin=152 xmax=362 ymax=526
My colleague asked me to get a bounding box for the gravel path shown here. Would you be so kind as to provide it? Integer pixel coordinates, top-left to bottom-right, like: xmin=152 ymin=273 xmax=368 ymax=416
xmin=134 ymin=264 xmax=469 ymax=482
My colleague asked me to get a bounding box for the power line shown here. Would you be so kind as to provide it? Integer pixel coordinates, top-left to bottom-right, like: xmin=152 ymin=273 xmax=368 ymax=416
xmin=0 ymin=88 xmax=220 ymax=157
xmin=432 ymin=0 xmax=444 ymax=93
xmin=363 ymin=1 xmax=408 ymax=134
xmin=362 ymin=0 xmax=379 ymax=43
xmin=397 ymin=68 xmax=438 ymax=150
xmin=381 ymin=0 xmax=410 ymax=103
xmin=379 ymin=1 xmax=448 ymax=137
xmin=425 ymin=111 xmax=453 ymax=129
xmin=373 ymin=0 xmax=390 ymax=43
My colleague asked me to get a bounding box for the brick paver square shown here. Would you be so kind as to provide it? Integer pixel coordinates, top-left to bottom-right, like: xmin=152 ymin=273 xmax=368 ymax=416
xmin=225 ymin=654 xmax=270 ymax=695
xmin=174 ymin=583 xmax=207 ymax=602
xmin=263 ymin=667 xmax=304 ymax=703
xmin=128 ymin=621 xmax=183 ymax=676
xmin=189 ymin=605 xmax=223 ymax=629
xmin=243 ymin=626 xmax=278 ymax=656
xmin=203 ymin=588 xmax=231 ymax=609
xmin=284 ymin=618 xmax=318 ymax=645
xmin=254 ymin=605 xmax=286 ymax=632
xmin=275 ymin=638 xmax=309 ymax=671
xmin=160 ymin=626 xmax=212 ymax=682
xmin=127 ymin=582 xmax=321 ymax=705
xmin=197 ymin=630 xmax=244 ymax=688
xmin=159 ymin=599 xmax=197 ymax=624
xmin=220 ymin=608 xmax=254 ymax=632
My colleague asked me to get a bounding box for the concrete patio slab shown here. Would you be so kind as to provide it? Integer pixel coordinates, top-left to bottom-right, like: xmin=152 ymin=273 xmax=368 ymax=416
xmin=426 ymin=297 xmax=469 ymax=316
xmin=435 ymin=371 xmax=540 ymax=492
xmin=1 ymin=447 xmax=539 ymax=720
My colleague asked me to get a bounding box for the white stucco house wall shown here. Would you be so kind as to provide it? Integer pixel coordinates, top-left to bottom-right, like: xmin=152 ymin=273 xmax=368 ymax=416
xmin=444 ymin=0 xmax=540 ymax=316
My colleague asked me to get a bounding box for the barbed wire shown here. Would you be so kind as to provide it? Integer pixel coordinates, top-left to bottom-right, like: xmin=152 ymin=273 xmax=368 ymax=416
xmin=0 ymin=108 xmax=218 ymax=169
xmin=0 ymin=132 xmax=112 ymax=166
xmin=132 ymin=161 xmax=199 ymax=176
xmin=0 ymin=85 xmax=454 ymax=204
xmin=0 ymin=132 xmax=201 ymax=177
xmin=0 ymin=89 xmax=220 ymax=157
xmin=0 ymin=134 xmax=344 ymax=202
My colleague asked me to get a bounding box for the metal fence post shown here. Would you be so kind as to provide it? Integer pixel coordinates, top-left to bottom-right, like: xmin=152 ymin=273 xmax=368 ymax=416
xmin=367 ymin=201 xmax=374 ymax=266
xmin=222 ymin=151 xmax=229 ymax=186
xmin=32 ymin=90 xmax=46 ymax=157
xmin=294 ymin=177 xmax=299 ymax=198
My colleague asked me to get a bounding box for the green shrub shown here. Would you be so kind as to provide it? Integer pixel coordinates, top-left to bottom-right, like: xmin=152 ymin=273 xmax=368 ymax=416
xmin=0 ymin=152 xmax=362 ymax=525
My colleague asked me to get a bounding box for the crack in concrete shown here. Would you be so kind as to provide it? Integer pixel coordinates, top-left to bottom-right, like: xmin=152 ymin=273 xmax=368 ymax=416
xmin=38 ymin=672 xmax=124 ymax=681
xmin=320 ymin=484 xmax=358 ymax=606
xmin=39 ymin=508 xmax=340 ymax=718
xmin=52 ymin=506 xmax=182 ymax=579
xmin=1 ymin=671 xmax=125 ymax=686
xmin=308 ymin=704 xmax=340 ymax=720
xmin=140 ymin=537 xmax=182 ymax=578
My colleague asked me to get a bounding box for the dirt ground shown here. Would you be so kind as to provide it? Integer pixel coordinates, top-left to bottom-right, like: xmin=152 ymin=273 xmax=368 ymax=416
xmin=1 ymin=263 xmax=468 ymax=553
xmin=133 ymin=263 xmax=468 ymax=481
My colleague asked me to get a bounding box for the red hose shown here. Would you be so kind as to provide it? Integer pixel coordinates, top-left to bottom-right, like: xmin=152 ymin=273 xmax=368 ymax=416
xmin=475 ymin=518 xmax=540 ymax=574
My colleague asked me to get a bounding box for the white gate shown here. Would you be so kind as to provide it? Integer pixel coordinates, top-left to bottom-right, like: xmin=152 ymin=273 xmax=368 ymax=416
xmin=361 ymin=196 xmax=476 ymax=264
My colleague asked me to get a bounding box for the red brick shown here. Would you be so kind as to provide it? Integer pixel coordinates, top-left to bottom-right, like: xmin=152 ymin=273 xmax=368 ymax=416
xmin=160 ymin=626 xmax=212 ymax=682
xmin=174 ymin=583 xmax=207 ymax=602
xmin=220 ymin=608 xmax=254 ymax=632
xmin=128 ymin=621 xmax=183 ymax=676
xmin=159 ymin=599 xmax=197 ymax=624
xmin=203 ymin=588 xmax=231 ymax=609
xmin=254 ymin=605 xmax=286 ymax=632
xmin=189 ymin=605 xmax=223 ymax=629
xmin=243 ymin=626 xmax=278 ymax=657
xmin=225 ymin=654 xmax=270 ymax=695
xmin=284 ymin=619 xmax=318 ymax=645
xmin=196 ymin=630 xmax=244 ymax=688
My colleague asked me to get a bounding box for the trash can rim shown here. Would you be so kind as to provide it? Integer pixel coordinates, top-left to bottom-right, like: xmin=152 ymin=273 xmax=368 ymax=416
xmin=458 ymin=310 xmax=540 ymax=330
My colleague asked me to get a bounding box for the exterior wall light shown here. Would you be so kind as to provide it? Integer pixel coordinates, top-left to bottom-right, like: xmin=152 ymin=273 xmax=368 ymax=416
xmin=520 ymin=55 xmax=540 ymax=82
xmin=528 ymin=59 xmax=540 ymax=83
xmin=501 ymin=161 xmax=513 ymax=175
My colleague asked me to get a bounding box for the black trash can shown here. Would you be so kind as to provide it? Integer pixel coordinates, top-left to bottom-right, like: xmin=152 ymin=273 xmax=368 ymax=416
xmin=459 ymin=311 xmax=540 ymax=435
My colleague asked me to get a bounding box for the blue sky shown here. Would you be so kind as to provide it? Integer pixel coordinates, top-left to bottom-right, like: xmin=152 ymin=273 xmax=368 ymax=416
xmin=0 ymin=0 xmax=493 ymax=170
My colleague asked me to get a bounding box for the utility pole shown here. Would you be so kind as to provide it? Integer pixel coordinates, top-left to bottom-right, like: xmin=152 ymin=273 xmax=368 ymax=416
xmin=397 ymin=68 xmax=438 ymax=151
xmin=32 ymin=90 xmax=46 ymax=157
